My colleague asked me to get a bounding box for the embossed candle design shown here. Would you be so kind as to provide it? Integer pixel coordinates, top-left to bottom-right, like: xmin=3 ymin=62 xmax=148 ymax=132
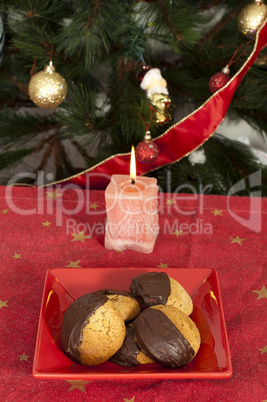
xmin=105 ymin=147 xmax=159 ymax=253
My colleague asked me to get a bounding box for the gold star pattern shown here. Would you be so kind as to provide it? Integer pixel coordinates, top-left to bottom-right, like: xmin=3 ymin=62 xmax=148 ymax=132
xmin=252 ymin=285 xmax=267 ymax=300
xmin=211 ymin=209 xmax=223 ymax=216
xmin=0 ymin=300 xmax=8 ymax=308
xmin=46 ymin=190 xmax=62 ymax=200
xmin=71 ymin=231 xmax=90 ymax=243
xmin=42 ymin=221 xmax=52 ymax=227
xmin=66 ymin=260 xmax=82 ymax=268
xmin=165 ymin=198 xmax=176 ymax=206
xmin=172 ymin=230 xmax=184 ymax=237
xmin=89 ymin=202 xmax=99 ymax=210
xmin=230 ymin=236 xmax=245 ymax=246
xmin=1 ymin=209 xmax=9 ymax=214
xmin=66 ymin=380 xmax=89 ymax=393
xmin=19 ymin=353 xmax=29 ymax=361
xmin=157 ymin=262 xmax=169 ymax=268
xmin=124 ymin=397 xmax=135 ymax=402
xmin=12 ymin=253 xmax=22 ymax=260
xmin=259 ymin=345 xmax=267 ymax=354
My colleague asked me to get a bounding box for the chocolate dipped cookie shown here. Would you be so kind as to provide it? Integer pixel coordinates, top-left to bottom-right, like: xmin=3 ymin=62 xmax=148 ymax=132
xmin=133 ymin=305 xmax=201 ymax=368
xmin=109 ymin=323 xmax=155 ymax=367
xmin=61 ymin=292 xmax=126 ymax=366
xmin=98 ymin=289 xmax=141 ymax=322
xmin=130 ymin=271 xmax=193 ymax=315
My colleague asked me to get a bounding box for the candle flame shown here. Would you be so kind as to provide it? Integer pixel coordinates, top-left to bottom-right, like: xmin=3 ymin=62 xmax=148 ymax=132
xmin=130 ymin=146 xmax=136 ymax=182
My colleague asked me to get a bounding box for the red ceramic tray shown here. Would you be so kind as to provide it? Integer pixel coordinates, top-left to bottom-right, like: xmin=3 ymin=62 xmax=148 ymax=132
xmin=32 ymin=268 xmax=232 ymax=379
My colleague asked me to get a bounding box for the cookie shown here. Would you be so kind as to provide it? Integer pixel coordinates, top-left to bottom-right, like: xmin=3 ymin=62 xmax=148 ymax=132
xmin=98 ymin=289 xmax=141 ymax=321
xmin=61 ymin=292 xmax=126 ymax=366
xmin=133 ymin=305 xmax=201 ymax=368
xmin=109 ymin=323 xmax=155 ymax=367
xmin=130 ymin=271 xmax=193 ymax=315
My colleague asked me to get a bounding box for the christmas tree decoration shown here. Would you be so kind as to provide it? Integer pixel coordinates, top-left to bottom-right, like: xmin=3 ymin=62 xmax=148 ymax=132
xmin=67 ymin=20 xmax=267 ymax=191
xmin=28 ymin=61 xmax=67 ymax=109
xmin=209 ymin=40 xmax=255 ymax=94
xmin=138 ymin=65 xmax=150 ymax=84
xmin=0 ymin=15 xmax=5 ymax=65
xmin=136 ymin=131 xmax=159 ymax=164
xmin=188 ymin=149 xmax=206 ymax=166
xmin=238 ymin=0 xmax=267 ymax=39
xmin=209 ymin=66 xmax=230 ymax=93
xmin=140 ymin=68 xmax=173 ymax=124
xmin=1 ymin=1 xmax=267 ymax=195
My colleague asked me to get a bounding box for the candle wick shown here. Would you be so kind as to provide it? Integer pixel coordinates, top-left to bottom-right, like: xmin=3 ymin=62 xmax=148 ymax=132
xmin=131 ymin=179 xmax=135 ymax=186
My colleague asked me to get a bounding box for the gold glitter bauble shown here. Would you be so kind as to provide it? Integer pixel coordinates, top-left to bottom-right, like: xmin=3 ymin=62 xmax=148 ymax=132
xmin=28 ymin=62 xmax=67 ymax=108
xmin=238 ymin=0 xmax=267 ymax=39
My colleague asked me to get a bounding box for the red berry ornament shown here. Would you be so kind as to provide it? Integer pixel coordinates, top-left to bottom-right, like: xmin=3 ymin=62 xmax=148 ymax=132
xmin=136 ymin=131 xmax=159 ymax=164
xmin=209 ymin=66 xmax=230 ymax=93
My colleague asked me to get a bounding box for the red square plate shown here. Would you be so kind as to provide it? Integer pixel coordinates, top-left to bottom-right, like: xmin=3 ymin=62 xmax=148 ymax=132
xmin=32 ymin=268 xmax=232 ymax=379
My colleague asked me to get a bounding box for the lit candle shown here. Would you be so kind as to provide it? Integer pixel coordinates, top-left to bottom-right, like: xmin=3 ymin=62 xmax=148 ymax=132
xmin=105 ymin=146 xmax=159 ymax=253
xmin=120 ymin=147 xmax=145 ymax=193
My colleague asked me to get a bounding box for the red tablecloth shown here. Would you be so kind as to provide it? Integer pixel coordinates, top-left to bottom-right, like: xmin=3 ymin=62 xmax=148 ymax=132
xmin=0 ymin=186 xmax=266 ymax=401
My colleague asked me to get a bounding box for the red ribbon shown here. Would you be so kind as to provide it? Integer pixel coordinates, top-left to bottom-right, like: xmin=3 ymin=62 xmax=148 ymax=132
xmin=54 ymin=20 xmax=267 ymax=190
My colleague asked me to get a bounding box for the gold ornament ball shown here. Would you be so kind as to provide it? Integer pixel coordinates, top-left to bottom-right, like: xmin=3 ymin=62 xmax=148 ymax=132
xmin=28 ymin=62 xmax=67 ymax=108
xmin=238 ymin=0 xmax=267 ymax=39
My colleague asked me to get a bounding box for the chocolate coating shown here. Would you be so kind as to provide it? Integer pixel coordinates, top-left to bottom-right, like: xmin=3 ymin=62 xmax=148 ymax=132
xmin=130 ymin=272 xmax=170 ymax=306
xmin=61 ymin=292 xmax=108 ymax=364
xmin=109 ymin=323 xmax=140 ymax=367
xmin=134 ymin=308 xmax=195 ymax=368
xmin=98 ymin=288 xmax=138 ymax=301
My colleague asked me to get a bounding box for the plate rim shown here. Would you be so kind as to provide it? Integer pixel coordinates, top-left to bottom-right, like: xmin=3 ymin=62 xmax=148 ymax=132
xmin=32 ymin=267 xmax=233 ymax=380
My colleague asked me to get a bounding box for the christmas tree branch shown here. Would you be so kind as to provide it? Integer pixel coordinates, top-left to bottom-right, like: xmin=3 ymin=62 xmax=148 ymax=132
xmin=33 ymin=132 xmax=57 ymax=154
xmin=158 ymin=0 xmax=183 ymax=41
xmin=55 ymin=134 xmax=76 ymax=177
xmin=36 ymin=139 xmax=54 ymax=172
xmin=84 ymin=0 xmax=103 ymax=31
xmin=53 ymin=135 xmax=61 ymax=170
xmin=71 ymin=140 xmax=92 ymax=163
xmin=199 ymin=6 xmax=242 ymax=45
xmin=9 ymin=75 xmax=29 ymax=98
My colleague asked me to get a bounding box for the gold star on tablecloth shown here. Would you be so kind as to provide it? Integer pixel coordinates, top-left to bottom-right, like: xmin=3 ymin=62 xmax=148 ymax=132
xmin=12 ymin=253 xmax=22 ymax=259
xmin=252 ymin=285 xmax=267 ymax=300
xmin=71 ymin=231 xmax=90 ymax=243
xmin=158 ymin=262 xmax=169 ymax=268
xmin=66 ymin=380 xmax=89 ymax=393
xmin=124 ymin=397 xmax=135 ymax=402
xmin=66 ymin=260 xmax=82 ymax=268
xmin=89 ymin=203 xmax=99 ymax=210
xmin=42 ymin=221 xmax=52 ymax=227
xmin=166 ymin=198 xmax=176 ymax=205
xmin=19 ymin=353 xmax=29 ymax=361
xmin=230 ymin=236 xmax=245 ymax=246
xmin=46 ymin=190 xmax=62 ymax=200
xmin=1 ymin=209 xmax=9 ymax=214
xmin=0 ymin=300 xmax=8 ymax=308
xmin=211 ymin=209 xmax=223 ymax=216
xmin=172 ymin=230 xmax=183 ymax=237
xmin=259 ymin=345 xmax=267 ymax=354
